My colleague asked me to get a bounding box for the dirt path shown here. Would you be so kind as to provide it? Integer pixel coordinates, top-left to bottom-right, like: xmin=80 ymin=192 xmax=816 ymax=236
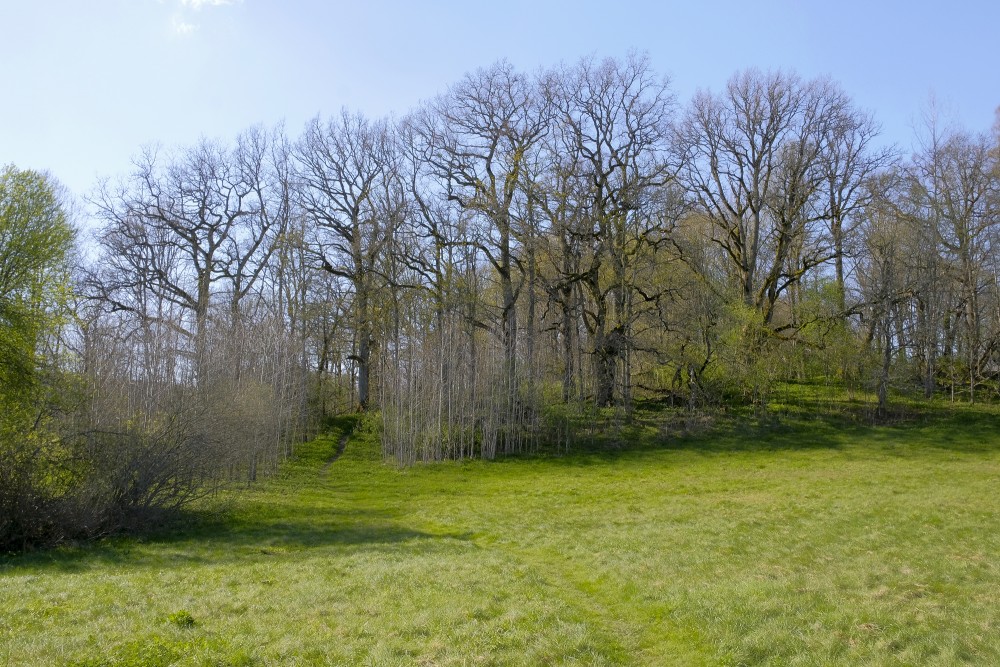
xmin=321 ymin=430 xmax=350 ymax=474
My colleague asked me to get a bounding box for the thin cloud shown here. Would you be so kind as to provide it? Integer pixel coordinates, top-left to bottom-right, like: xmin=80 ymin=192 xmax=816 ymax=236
xmin=170 ymin=15 xmax=199 ymax=35
xmin=165 ymin=0 xmax=242 ymax=36
xmin=179 ymin=0 xmax=243 ymax=9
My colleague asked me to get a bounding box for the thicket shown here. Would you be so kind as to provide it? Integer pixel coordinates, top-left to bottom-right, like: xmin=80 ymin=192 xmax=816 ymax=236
xmin=2 ymin=54 xmax=999 ymax=550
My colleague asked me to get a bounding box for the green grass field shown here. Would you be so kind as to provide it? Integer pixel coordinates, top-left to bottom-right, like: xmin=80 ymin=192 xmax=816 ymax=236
xmin=3 ymin=399 xmax=1000 ymax=666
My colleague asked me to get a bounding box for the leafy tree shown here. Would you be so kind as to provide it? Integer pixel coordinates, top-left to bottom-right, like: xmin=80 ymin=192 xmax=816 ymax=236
xmin=0 ymin=165 xmax=74 ymax=551
xmin=0 ymin=164 xmax=74 ymax=406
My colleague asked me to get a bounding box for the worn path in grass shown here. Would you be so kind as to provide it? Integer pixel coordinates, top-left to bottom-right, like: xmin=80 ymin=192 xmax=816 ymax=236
xmin=3 ymin=406 xmax=1000 ymax=666
xmin=320 ymin=426 xmax=352 ymax=475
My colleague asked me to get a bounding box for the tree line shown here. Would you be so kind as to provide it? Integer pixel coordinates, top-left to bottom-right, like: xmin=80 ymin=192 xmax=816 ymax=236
xmin=2 ymin=54 xmax=998 ymax=548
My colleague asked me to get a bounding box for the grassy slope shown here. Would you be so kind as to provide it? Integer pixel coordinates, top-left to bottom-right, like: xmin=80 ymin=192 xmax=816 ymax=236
xmin=3 ymin=402 xmax=1000 ymax=666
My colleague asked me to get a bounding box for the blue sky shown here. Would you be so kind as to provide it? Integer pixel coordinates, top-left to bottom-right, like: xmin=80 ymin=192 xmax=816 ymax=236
xmin=3 ymin=0 xmax=997 ymax=200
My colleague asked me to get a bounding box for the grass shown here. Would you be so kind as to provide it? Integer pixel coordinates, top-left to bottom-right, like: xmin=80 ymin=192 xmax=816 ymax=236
xmin=3 ymin=398 xmax=1000 ymax=665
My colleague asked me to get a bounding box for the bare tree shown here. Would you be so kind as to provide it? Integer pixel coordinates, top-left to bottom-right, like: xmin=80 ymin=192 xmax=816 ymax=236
xmin=675 ymin=71 xmax=847 ymax=327
xmin=93 ymin=131 xmax=287 ymax=380
xmin=905 ymin=124 xmax=1000 ymax=401
xmin=294 ymin=110 xmax=397 ymax=411
xmin=418 ymin=62 xmax=549 ymax=397
xmin=543 ymin=53 xmax=677 ymax=408
xmin=85 ymin=125 xmax=306 ymax=489
xmin=820 ymin=108 xmax=896 ymax=312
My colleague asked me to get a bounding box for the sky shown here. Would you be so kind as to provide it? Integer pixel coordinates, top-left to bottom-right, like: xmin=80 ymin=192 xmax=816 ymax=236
xmin=2 ymin=0 xmax=998 ymax=203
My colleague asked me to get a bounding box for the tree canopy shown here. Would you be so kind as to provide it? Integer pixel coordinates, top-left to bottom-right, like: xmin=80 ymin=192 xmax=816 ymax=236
xmin=0 ymin=165 xmax=73 ymax=400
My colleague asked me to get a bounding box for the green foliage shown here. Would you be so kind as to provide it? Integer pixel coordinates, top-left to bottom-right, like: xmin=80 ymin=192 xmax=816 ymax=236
xmin=709 ymin=301 xmax=782 ymax=409
xmin=0 ymin=165 xmax=76 ymax=552
xmin=167 ymin=609 xmax=195 ymax=628
xmin=0 ymin=164 xmax=74 ymax=399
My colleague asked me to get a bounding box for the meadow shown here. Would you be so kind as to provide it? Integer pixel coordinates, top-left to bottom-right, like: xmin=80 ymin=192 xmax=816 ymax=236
xmin=3 ymin=396 xmax=1000 ymax=666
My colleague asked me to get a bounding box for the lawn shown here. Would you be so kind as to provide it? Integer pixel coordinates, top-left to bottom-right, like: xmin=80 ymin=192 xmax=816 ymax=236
xmin=3 ymin=401 xmax=1000 ymax=666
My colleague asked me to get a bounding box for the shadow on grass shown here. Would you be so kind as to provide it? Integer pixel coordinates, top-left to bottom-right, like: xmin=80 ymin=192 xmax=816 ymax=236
xmin=0 ymin=416 xmax=444 ymax=572
xmin=528 ymin=397 xmax=1000 ymax=465
xmin=1 ymin=503 xmax=474 ymax=575
xmin=901 ymin=404 xmax=1000 ymax=453
xmin=529 ymin=415 xmax=855 ymax=466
